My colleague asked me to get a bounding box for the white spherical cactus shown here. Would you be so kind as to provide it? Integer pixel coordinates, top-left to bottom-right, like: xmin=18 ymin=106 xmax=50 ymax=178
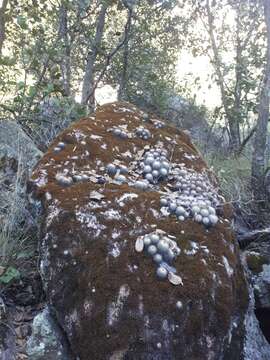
xmin=153 ymin=254 xmax=163 ymax=264
xmin=148 ymin=245 xmax=157 ymax=256
xmin=157 ymin=240 xmax=169 ymax=253
xmin=115 ymin=174 xmax=126 ymax=183
xmin=156 ymin=266 xmax=168 ymax=279
xmin=143 ymin=236 xmax=152 ymax=247
xmin=150 ymin=234 xmax=160 ymax=244
xmin=209 ymin=214 xmax=218 ymax=225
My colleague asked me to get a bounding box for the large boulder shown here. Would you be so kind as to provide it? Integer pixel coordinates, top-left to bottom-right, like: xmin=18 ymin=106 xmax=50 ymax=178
xmin=30 ymin=102 xmax=266 ymax=359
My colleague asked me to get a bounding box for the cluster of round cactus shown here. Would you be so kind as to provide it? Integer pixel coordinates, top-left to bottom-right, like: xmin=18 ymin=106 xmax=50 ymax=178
xmin=135 ymin=232 xmax=182 ymax=284
xmin=106 ymin=163 xmax=129 ymax=184
xmin=172 ymin=168 xmax=218 ymax=203
xmin=133 ymin=179 xmax=149 ymax=190
xmin=112 ymin=127 xmax=128 ymax=139
xmin=160 ymin=167 xmax=219 ymax=226
xmin=55 ymin=172 xmax=73 ymax=186
xmin=139 ymin=148 xmax=170 ymax=184
xmin=160 ymin=194 xmax=218 ymax=226
xmin=54 ymin=141 xmax=65 ymax=153
xmin=55 ymin=171 xmax=91 ymax=186
xmin=153 ymin=120 xmax=164 ymax=129
xmin=135 ymin=126 xmax=151 ymax=140
xmin=106 ymin=163 xmax=128 ymax=176
xmin=72 ymin=173 xmax=89 ymax=183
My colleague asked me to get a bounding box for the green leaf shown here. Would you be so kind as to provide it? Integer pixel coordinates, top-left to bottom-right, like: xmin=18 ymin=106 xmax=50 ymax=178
xmin=0 ymin=56 xmax=16 ymax=66
xmin=17 ymin=81 xmax=25 ymax=90
xmin=28 ymin=86 xmax=37 ymax=97
xmin=17 ymin=16 xmax=28 ymax=29
xmin=0 ymin=266 xmax=20 ymax=284
xmin=44 ymin=83 xmax=54 ymax=95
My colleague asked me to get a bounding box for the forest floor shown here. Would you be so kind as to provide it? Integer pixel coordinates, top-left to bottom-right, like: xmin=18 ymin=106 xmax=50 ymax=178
xmin=0 ymin=239 xmax=44 ymax=358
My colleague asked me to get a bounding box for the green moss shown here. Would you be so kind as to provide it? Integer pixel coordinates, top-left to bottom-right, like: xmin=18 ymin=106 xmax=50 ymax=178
xmin=246 ymin=252 xmax=269 ymax=274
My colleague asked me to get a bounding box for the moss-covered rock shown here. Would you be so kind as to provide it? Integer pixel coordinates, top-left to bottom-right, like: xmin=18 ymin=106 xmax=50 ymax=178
xmin=30 ymin=102 xmax=252 ymax=359
xmin=246 ymin=252 xmax=269 ymax=275
xmin=26 ymin=307 xmax=73 ymax=360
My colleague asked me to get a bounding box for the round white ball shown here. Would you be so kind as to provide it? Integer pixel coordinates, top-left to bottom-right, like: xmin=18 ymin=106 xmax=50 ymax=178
xmin=194 ymin=214 xmax=202 ymax=222
xmin=201 ymin=208 xmax=209 ymax=217
xmin=157 ymin=240 xmax=169 ymax=253
xmin=143 ymin=165 xmax=152 ymax=173
xmin=156 ymin=266 xmax=168 ymax=279
xmin=209 ymin=214 xmax=218 ymax=225
xmin=152 ymin=170 xmax=159 ymax=178
xmin=153 ymin=254 xmax=163 ymax=264
xmin=169 ymin=202 xmax=177 ymax=211
xmin=145 ymin=173 xmax=154 ymax=182
xmin=150 ymin=234 xmax=160 ymax=244
xmin=159 ymin=168 xmax=168 ymax=177
xmin=160 ymin=198 xmax=168 ymax=207
xmin=145 ymin=156 xmax=154 ymax=165
xmin=152 ymin=160 xmax=161 ymax=170
xmin=202 ymin=217 xmax=210 ymax=225
xmin=148 ymin=245 xmax=157 ymax=256
xmin=143 ymin=236 xmax=151 ymax=246
xmin=175 ymin=206 xmax=185 ymax=216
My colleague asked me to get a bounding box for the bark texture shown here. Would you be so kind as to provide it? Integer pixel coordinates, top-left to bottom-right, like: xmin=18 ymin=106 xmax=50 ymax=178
xmin=205 ymin=0 xmax=241 ymax=151
xmin=251 ymin=0 xmax=270 ymax=205
xmin=58 ymin=2 xmax=71 ymax=96
xmin=0 ymin=0 xmax=8 ymax=56
xmin=81 ymin=3 xmax=107 ymax=107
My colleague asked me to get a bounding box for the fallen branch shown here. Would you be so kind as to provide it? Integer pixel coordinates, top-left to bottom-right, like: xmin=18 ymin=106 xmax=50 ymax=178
xmin=236 ymin=125 xmax=257 ymax=156
xmin=237 ymin=227 xmax=270 ymax=248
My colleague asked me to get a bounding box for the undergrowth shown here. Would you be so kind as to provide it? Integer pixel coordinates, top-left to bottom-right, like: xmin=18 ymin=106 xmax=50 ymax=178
xmin=206 ymin=152 xmax=251 ymax=204
xmin=202 ymin=147 xmax=256 ymax=225
xmin=0 ymin=152 xmax=38 ymax=287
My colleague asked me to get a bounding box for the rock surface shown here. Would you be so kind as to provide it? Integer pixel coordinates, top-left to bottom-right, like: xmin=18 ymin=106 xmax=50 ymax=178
xmin=0 ymin=119 xmax=42 ymax=233
xmin=26 ymin=307 xmax=73 ymax=360
xmin=30 ymin=102 xmax=260 ymax=359
xmin=244 ymin=249 xmax=270 ymax=345
xmin=0 ymin=119 xmax=42 ymax=168
xmin=243 ymin=282 xmax=270 ymax=360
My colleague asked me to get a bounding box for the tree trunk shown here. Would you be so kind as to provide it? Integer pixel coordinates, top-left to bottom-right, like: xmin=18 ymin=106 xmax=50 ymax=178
xmin=0 ymin=0 xmax=8 ymax=57
xmin=81 ymin=3 xmax=107 ymax=108
xmin=118 ymin=38 xmax=129 ymax=100
xmin=58 ymin=2 xmax=71 ymax=97
xmin=251 ymin=0 xmax=270 ymax=206
xmin=233 ymin=5 xmax=243 ymax=148
xmin=205 ymin=0 xmax=240 ymax=152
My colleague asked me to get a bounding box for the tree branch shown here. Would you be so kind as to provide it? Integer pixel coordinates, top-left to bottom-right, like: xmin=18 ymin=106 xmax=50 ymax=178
xmin=236 ymin=125 xmax=257 ymax=156
xmin=238 ymin=227 xmax=270 ymax=248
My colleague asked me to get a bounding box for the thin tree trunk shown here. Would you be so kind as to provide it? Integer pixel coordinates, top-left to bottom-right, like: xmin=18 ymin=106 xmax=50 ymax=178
xmin=118 ymin=38 xmax=129 ymax=100
xmin=58 ymin=2 xmax=71 ymax=96
xmin=81 ymin=3 xmax=107 ymax=107
xmin=0 ymin=0 xmax=8 ymax=57
xmin=85 ymin=5 xmax=132 ymax=106
xmin=233 ymin=4 xmax=243 ymax=145
xmin=251 ymin=0 xmax=270 ymax=204
xmin=205 ymin=0 xmax=240 ymax=152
